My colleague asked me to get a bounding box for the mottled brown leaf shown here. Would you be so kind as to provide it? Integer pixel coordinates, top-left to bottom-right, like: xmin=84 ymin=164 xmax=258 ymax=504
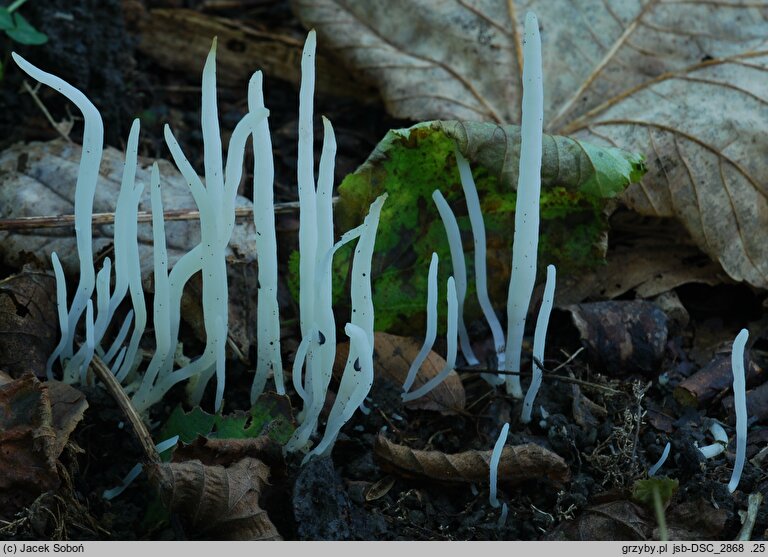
xmin=0 ymin=373 xmax=59 ymax=519
xmin=547 ymin=500 xmax=653 ymax=541
xmin=293 ymin=0 xmax=522 ymax=123
xmin=47 ymin=380 xmax=88 ymax=458
xmin=675 ymin=352 xmax=763 ymax=408
xmin=566 ymin=300 xmax=668 ymax=376
xmin=174 ymin=435 xmax=284 ymax=471
xmin=0 ymin=269 xmax=58 ymax=377
xmin=373 ymin=331 xmax=465 ymax=413
xmin=374 ymin=434 xmax=569 ymax=486
xmin=557 ymin=234 xmax=725 ymax=306
xmin=665 ymin=498 xmax=728 ymax=541
xmin=147 ymin=457 xmax=281 ymax=540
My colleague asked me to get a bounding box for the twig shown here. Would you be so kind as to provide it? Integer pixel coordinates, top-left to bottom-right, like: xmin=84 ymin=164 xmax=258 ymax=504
xmin=0 ymin=199 xmax=325 ymax=231
xmin=21 ymin=80 xmax=74 ymax=143
xmin=457 ymin=366 xmax=620 ymax=394
xmin=89 ymin=353 xmax=160 ymax=464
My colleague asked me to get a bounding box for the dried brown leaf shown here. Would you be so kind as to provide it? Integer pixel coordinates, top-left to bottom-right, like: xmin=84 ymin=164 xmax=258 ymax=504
xmin=296 ymin=0 xmax=768 ymax=289
xmin=548 ymin=500 xmax=653 ymax=541
xmin=46 ymin=381 xmax=88 ymax=458
xmin=0 ymin=374 xmax=59 ymax=519
xmin=374 ymin=331 xmax=465 ymax=413
xmin=0 ymin=269 xmax=58 ymax=377
xmin=174 ymin=435 xmax=284 ymax=471
xmin=147 ymin=457 xmax=282 ymax=540
xmin=566 ymin=300 xmax=668 ymax=376
xmin=374 ymin=434 xmax=569 ymax=486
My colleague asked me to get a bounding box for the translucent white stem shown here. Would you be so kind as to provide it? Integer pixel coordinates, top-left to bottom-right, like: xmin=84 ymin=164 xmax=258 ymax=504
xmin=648 ymin=442 xmax=671 ymax=477
xmin=13 ymin=53 xmax=103 ymax=364
xmin=432 ymin=189 xmax=478 ymax=366
xmin=109 ymin=119 xmax=142 ymax=318
xmin=521 ymin=264 xmax=556 ymax=424
xmin=728 ymin=329 xmax=748 ymax=493
xmin=489 ymin=422 xmax=510 ymax=508
xmin=104 ymin=309 xmax=133 ymax=367
xmin=306 ymin=322 xmax=374 ymax=461
xmin=455 ymin=150 xmax=505 ymax=381
xmin=93 ymin=258 xmax=112 ymax=343
xmin=47 ymin=252 xmax=68 ymax=379
xmin=505 ymin=12 xmax=544 ymax=399
xmin=80 ymin=300 xmax=95 ymax=385
xmin=402 ymin=253 xmax=439 ymax=393
xmin=249 ymin=70 xmax=283 ymax=400
xmin=298 ymin=30 xmax=318 ymax=339
xmin=402 ymin=276 xmax=458 ymax=402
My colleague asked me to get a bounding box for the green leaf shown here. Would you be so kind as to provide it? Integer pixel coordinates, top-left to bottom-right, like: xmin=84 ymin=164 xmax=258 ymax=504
xmin=158 ymin=395 xmax=295 ymax=447
xmin=0 ymin=8 xmax=13 ymax=31
xmin=326 ymin=121 xmax=645 ymax=334
xmin=575 ymin=141 xmax=646 ymax=198
xmin=6 ymin=13 xmax=48 ymax=45
xmin=632 ymin=477 xmax=679 ymax=508
xmin=158 ymin=405 xmax=216 ymax=445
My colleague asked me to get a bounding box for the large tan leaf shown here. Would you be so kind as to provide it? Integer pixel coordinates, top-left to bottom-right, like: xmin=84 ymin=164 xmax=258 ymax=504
xmin=294 ymin=0 xmax=768 ymax=288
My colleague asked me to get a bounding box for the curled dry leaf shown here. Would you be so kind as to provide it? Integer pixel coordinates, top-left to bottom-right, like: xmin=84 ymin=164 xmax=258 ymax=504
xmin=0 ymin=139 xmax=257 ymax=279
xmin=549 ymin=497 xmax=728 ymax=541
xmin=297 ymin=0 xmax=768 ymax=289
xmin=373 ymin=331 xmax=465 ymax=414
xmin=173 ymin=435 xmax=285 ymax=471
xmin=0 ymin=373 xmax=87 ymax=520
xmin=547 ymin=500 xmax=653 ymax=541
xmin=557 ymin=234 xmax=725 ymax=306
xmin=374 ymin=434 xmax=569 ymax=486
xmin=147 ymin=457 xmax=282 ymax=540
xmin=675 ymin=352 xmax=763 ymax=408
xmin=0 ymin=269 xmax=58 ymax=378
xmin=566 ymin=300 xmax=668 ymax=376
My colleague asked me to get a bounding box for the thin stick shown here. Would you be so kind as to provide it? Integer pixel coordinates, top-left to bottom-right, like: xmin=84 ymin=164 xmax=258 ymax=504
xmin=89 ymin=353 xmax=160 ymax=464
xmin=22 ymin=80 xmax=74 ymax=143
xmin=0 ymin=198 xmax=327 ymax=231
xmin=457 ymin=354 xmax=621 ymax=395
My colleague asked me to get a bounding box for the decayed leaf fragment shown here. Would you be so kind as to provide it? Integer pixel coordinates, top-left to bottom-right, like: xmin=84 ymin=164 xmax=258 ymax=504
xmin=298 ymin=0 xmax=768 ymax=290
xmin=372 ymin=332 xmax=465 ymax=413
xmin=0 ymin=373 xmax=87 ymax=520
xmin=0 ymin=268 xmax=59 ymax=377
xmin=374 ymin=434 xmax=569 ymax=486
xmin=147 ymin=436 xmax=282 ymax=540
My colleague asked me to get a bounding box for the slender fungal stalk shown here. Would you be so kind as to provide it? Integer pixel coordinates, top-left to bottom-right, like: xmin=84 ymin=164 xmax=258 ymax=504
xmin=505 ymin=12 xmax=544 ymax=398
xmin=432 ymin=189 xmax=478 ymax=366
xmin=249 ymin=70 xmax=284 ymax=400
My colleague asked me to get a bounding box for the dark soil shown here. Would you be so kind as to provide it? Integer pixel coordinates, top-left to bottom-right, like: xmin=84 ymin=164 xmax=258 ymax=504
xmin=0 ymin=0 xmax=765 ymax=542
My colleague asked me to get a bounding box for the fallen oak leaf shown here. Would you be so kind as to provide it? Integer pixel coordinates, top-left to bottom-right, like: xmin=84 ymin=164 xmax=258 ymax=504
xmin=373 ymin=434 xmax=569 ymax=486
